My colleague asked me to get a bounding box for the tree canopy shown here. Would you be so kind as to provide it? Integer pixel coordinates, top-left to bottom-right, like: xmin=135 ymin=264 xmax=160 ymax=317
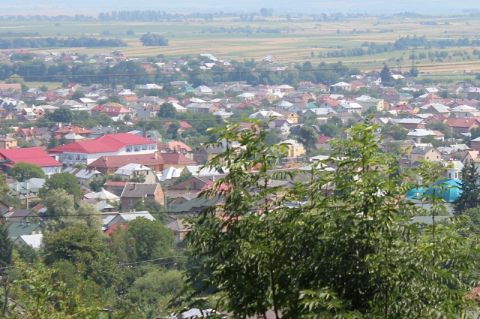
xmin=185 ymin=121 xmax=479 ymax=318
xmin=39 ymin=173 xmax=82 ymax=201
xmin=11 ymin=162 xmax=45 ymax=181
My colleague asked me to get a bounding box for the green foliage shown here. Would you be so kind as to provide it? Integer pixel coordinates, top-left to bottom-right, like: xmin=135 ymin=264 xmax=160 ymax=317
xmin=158 ymin=102 xmax=177 ymax=118
xmin=123 ymin=218 xmax=175 ymax=262
xmin=186 ymin=122 xmax=479 ymax=318
xmin=8 ymin=261 xmax=104 ymax=319
xmin=140 ymin=33 xmax=169 ymax=46
xmin=126 ymin=269 xmax=184 ymax=317
xmin=380 ymin=64 xmax=393 ymax=86
xmin=47 ymin=108 xmax=73 ymax=123
xmin=0 ymin=222 xmax=12 ymax=271
xmin=11 ymin=162 xmax=45 ymax=182
xmin=381 ymin=123 xmax=407 ymax=140
xmin=43 ymin=225 xmax=117 ymax=287
xmin=455 ymin=161 xmax=480 ymax=214
xmin=290 ymin=125 xmax=319 ymax=149
xmin=43 ymin=189 xmax=76 ymax=230
xmin=40 ymin=173 xmax=82 ymax=201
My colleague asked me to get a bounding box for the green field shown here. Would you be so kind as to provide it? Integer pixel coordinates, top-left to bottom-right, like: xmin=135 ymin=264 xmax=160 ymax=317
xmin=2 ymin=15 xmax=480 ymax=73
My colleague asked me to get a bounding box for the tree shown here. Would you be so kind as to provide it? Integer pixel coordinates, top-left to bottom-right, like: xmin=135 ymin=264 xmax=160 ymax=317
xmin=409 ymin=66 xmax=419 ymax=77
xmin=140 ymin=33 xmax=169 ymax=46
xmin=127 ymin=269 xmax=184 ymax=317
xmin=158 ymin=103 xmax=177 ymax=118
xmin=43 ymin=225 xmax=117 ymax=287
xmin=0 ymin=223 xmax=12 ymax=270
xmin=381 ymin=124 xmax=407 ymax=140
xmin=43 ymin=189 xmax=76 ymax=230
xmin=455 ymin=161 xmax=480 ymax=214
xmin=380 ymin=64 xmax=393 ymax=86
xmin=48 ymin=108 xmax=73 ymax=123
xmin=40 ymin=173 xmax=81 ymax=201
xmin=11 ymin=162 xmax=45 ymax=181
xmin=186 ymin=122 xmax=479 ymax=318
xmin=166 ymin=122 xmax=180 ymax=139
xmin=290 ymin=125 xmax=319 ymax=149
xmin=10 ymin=261 xmax=105 ymax=319
xmin=124 ymin=218 xmax=174 ymax=262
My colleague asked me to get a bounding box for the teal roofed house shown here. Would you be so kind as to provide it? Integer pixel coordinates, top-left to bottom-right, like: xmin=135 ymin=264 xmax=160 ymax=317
xmin=406 ymin=179 xmax=462 ymax=203
xmin=406 ymin=187 xmax=426 ymax=200
xmin=423 ymin=179 xmax=463 ymax=203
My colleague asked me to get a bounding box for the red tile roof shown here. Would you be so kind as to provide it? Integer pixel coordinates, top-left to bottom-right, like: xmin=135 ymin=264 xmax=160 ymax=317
xmin=88 ymin=153 xmax=164 ymax=169
xmin=0 ymin=83 xmax=21 ymax=91
xmin=92 ymin=103 xmax=131 ymax=116
xmin=161 ymin=153 xmax=196 ymax=166
xmin=445 ymin=118 xmax=480 ymax=128
xmin=49 ymin=133 xmax=155 ymax=154
xmin=164 ymin=141 xmax=192 ymax=152
xmin=0 ymin=147 xmax=61 ymax=167
xmin=104 ymin=181 xmax=127 ymax=187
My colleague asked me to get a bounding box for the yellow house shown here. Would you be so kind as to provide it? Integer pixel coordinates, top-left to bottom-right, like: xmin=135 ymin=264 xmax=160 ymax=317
xmin=0 ymin=137 xmax=17 ymax=149
xmin=281 ymin=112 xmax=299 ymax=124
xmin=282 ymin=139 xmax=306 ymax=158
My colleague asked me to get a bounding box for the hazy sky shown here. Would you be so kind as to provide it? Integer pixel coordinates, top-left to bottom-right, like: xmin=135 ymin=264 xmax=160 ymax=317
xmin=1 ymin=0 xmax=479 ymax=15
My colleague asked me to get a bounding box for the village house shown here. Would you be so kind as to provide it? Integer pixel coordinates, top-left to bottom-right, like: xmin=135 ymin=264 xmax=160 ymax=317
xmin=54 ymin=125 xmax=92 ymax=139
xmin=120 ymin=183 xmax=165 ymax=210
xmin=114 ymin=163 xmax=158 ymax=183
xmin=408 ymin=147 xmax=442 ymax=166
xmin=282 ymin=139 xmax=306 ymax=158
xmin=91 ymin=103 xmax=132 ymax=121
xmin=88 ymin=152 xmax=165 ymax=174
xmin=0 ymin=147 xmax=62 ymax=176
xmin=49 ymin=133 xmax=158 ymax=166
xmin=444 ymin=118 xmax=480 ymax=134
xmin=0 ymin=137 xmax=17 ymax=149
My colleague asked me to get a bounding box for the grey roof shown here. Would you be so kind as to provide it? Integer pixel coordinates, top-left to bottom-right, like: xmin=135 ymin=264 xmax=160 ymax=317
xmin=121 ymin=183 xmax=160 ymax=198
xmin=7 ymin=221 xmax=42 ymax=239
xmin=411 ymin=147 xmax=435 ymax=155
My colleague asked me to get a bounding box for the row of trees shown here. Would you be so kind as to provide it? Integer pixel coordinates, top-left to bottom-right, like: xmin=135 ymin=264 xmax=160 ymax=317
xmin=0 ymin=57 xmax=358 ymax=88
xmin=0 ymin=37 xmax=126 ymax=49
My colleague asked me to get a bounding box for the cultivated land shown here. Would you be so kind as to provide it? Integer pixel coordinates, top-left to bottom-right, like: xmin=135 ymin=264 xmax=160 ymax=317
xmin=3 ymin=15 xmax=480 ymax=74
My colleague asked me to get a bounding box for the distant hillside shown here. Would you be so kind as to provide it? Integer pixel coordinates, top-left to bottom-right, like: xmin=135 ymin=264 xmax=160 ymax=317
xmin=2 ymin=0 xmax=479 ymax=15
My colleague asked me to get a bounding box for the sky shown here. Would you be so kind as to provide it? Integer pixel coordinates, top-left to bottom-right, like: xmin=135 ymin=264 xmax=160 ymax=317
xmin=0 ymin=0 xmax=479 ymax=15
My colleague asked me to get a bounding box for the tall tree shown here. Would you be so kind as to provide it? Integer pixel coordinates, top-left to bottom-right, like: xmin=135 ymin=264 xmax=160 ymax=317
xmin=186 ymin=122 xmax=479 ymax=318
xmin=124 ymin=218 xmax=174 ymax=262
xmin=39 ymin=173 xmax=81 ymax=201
xmin=380 ymin=64 xmax=393 ymax=86
xmin=455 ymin=161 xmax=480 ymax=214
xmin=158 ymin=103 xmax=177 ymax=118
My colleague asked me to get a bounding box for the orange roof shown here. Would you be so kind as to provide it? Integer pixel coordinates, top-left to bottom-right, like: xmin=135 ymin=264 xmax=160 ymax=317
xmin=55 ymin=125 xmax=91 ymax=135
xmin=445 ymin=118 xmax=480 ymax=128
xmin=166 ymin=141 xmax=192 ymax=152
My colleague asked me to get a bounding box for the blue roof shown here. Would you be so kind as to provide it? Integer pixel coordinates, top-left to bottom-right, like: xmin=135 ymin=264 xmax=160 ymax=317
xmin=406 ymin=187 xmax=426 ymax=200
xmin=424 ymin=179 xmax=463 ymax=203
